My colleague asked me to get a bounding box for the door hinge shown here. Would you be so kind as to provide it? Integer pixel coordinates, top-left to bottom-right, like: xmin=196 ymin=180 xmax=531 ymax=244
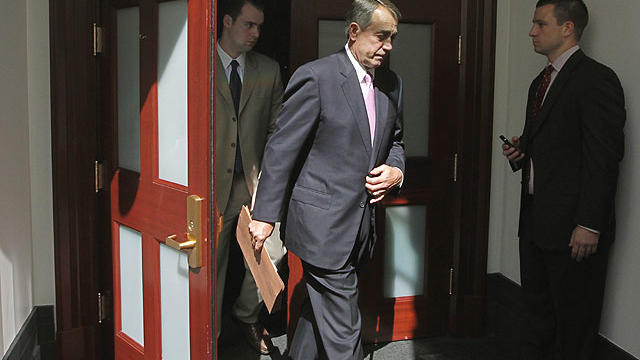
xmin=457 ymin=35 xmax=462 ymax=65
xmin=94 ymin=160 xmax=105 ymax=192
xmin=452 ymin=153 xmax=458 ymax=182
xmin=98 ymin=292 xmax=111 ymax=323
xmin=93 ymin=23 xmax=104 ymax=56
xmin=449 ymin=267 xmax=455 ymax=295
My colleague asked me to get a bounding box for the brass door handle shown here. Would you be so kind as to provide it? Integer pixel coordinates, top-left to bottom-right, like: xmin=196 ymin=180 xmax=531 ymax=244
xmin=164 ymin=195 xmax=204 ymax=268
xmin=165 ymin=234 xmax=197 ymax=250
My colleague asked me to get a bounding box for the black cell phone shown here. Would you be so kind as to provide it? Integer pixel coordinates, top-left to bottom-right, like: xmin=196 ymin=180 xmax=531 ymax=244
xmin=500 ymin=135 xmax=520 ymax=171
xmin=499 ymin=135 xmax=515 ymax=148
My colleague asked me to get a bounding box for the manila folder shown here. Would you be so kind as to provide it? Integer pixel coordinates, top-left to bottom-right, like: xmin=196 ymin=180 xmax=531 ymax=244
xmin=235 ymin=205 xmax=284 ymax=313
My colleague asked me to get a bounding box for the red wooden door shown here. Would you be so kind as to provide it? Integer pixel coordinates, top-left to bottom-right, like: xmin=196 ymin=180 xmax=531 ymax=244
xmin=104 ymin=0 xmax=212 ymax=358
xmin=288 ymin=0 xmax=461 ymax=343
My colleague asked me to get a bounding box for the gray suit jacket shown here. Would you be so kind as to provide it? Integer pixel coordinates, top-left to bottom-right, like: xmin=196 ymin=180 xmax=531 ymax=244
xmin=253 ymin=49 xmax=405 ymax=269
xmin=215 ymin=50 xmax=283 ymax=214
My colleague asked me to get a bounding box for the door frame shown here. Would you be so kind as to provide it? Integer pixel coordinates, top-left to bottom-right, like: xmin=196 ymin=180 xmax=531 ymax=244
xmin=50 ymin=0 xmax=216 ymax=358
xmin=450 ymin=0 xmax=497 ymax=335
xmin=49 ymin=0 xmax=495 ymax=358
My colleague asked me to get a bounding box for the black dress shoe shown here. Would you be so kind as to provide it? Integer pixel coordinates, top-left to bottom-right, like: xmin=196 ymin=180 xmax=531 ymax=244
xmin=235 ymin=319 xmax=272 ymax=355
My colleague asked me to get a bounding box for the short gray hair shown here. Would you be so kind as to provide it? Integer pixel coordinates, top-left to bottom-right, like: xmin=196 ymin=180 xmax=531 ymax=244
xmin=345 ymin=0 xmax=402 ymax=37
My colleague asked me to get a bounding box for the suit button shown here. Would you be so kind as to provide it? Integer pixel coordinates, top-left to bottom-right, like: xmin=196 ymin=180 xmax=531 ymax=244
xmin=227 ymin=169 xmax=232 ymax=174
xmin=232 ymin=117 xmax=236 ymax=122
xmin=359 ymin=201 xmax=365 ymax=208
xmin=231 ymin=142 xmax=236 ymax=148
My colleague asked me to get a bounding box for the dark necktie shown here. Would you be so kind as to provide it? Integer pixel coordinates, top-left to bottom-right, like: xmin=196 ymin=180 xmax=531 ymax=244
xmin=531 ymin=65 xmax=554 ymax=121
xmin=230 ymin=60 xmax=243 ymax=174
xmin=524 ymin=65 xmax=553 ymax=193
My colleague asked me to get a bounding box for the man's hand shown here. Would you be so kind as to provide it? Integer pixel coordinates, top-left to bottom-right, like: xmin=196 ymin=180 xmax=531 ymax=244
xmin=569 ymin=226 xmax=599 ymax=262
xmin=502 ymin=136 xmax=525 ymax=163
xmin=248 ymin=220 xmax=274 ymax=252
xmin=365 ymin=164 xmax=403 ymax=204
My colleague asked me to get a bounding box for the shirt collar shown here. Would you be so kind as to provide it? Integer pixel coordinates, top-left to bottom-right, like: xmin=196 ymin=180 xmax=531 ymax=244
xmin=345 ymin=43 xmax=375 ymax=83
xmin=217 ymin=43 xmax=246 ymax=71
xmin=549 ymin=45 xmax=580 ymax=73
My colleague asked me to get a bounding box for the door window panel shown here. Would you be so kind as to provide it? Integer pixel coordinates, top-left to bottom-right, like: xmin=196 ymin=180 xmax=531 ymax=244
xmin=158 ymin=0 xmax=189 ymax=186
xmin=383 ymin=205 xmax=427 ymax=298
xmin=119 ymin=225 xmax=145 ymax=345
xmin=389 ymin=24 xmax=431 ymax=157
xmin=160 ymin=244 xmax=191 ymax=359
xmin=117 ymin=7 xmax=141 ymax=172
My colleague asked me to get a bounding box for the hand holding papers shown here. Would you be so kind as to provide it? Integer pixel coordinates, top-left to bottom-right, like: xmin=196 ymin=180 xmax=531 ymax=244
xmin=235 ymin=205 xmax=285 ymax=313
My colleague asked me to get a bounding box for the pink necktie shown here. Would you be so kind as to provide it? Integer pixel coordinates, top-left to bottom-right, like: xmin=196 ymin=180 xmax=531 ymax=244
xmin=364 ymin=73 xmax=376 ymax=146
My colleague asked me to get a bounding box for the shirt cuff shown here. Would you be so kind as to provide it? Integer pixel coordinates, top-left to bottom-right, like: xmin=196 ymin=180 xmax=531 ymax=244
xmin=578 ymin=225 xmax=600 ymax=234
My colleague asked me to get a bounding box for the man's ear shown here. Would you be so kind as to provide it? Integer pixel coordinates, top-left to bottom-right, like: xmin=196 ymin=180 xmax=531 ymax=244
xmin=348 ymin=22 xmax=360 ymax=41
xmin=562 ymin=21 xmax=575 ymax=39
xmin=223 ymin=14 xmax=233 ymax=29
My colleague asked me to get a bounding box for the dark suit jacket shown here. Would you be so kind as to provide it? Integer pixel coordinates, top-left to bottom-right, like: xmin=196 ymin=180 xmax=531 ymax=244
xmin=253 ymin=49 xmax=405 ymax=270
xmin=517 ymin=49 xmax=625 ymax=249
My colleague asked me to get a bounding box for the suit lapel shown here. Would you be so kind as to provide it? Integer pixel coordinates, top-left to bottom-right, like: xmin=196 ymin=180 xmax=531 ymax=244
xmin=528 ymin=50 xmax=585 ymax=139
xmin=339 ymin=50 xmax=373 ymax=156
xmin=238 ymin=52 xmax=257 ymax=116
xmin=370 ymin=86 xmax=389 ymax=167
xmin=215 ymin=57 xmax=234 ymax=110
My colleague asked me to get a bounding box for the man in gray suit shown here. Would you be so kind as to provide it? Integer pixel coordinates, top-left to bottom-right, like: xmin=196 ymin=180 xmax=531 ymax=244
xmin=249 ymin=1 xmax=405 ymax=358
xmin=215 ymin=0 xmax=285 ymax=354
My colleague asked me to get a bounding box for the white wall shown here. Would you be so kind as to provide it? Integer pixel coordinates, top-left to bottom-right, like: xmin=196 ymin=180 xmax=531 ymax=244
xmin=0 ymin=0 xmax=34 ymax=353
xmin=0 ymin=0 xmax=54 ymax=354
xmin=489 ymin=0 xmax=640 ymax=357
xmin=27 ymin=0 xmax=55 ymax=307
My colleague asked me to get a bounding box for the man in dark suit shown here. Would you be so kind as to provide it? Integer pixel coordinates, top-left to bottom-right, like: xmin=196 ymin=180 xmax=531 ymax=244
xmin=503 ymin=1 xmax=625 ymax=359
xmin=214 ymin=0 xmax=285 ymax=354
xmin=248 ymin=0 xmax=405 ymax=358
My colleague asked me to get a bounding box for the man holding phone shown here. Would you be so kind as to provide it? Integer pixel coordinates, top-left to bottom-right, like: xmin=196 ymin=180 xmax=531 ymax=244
xmin=502 ymin=1 xmax=625 ymax=359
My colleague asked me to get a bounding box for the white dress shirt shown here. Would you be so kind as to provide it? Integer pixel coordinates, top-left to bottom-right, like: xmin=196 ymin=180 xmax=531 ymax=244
xmin=345 ymin=44 xmax=375 ymax=100
xmin=217 ymin=43 xmax=246 ymax=83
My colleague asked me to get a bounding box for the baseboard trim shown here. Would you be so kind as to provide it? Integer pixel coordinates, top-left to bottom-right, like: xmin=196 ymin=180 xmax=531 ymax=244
xmin=487 ymin=273 xmax=638 ymax=360
xmin=2 ymin=305 xmax=55 ymax=360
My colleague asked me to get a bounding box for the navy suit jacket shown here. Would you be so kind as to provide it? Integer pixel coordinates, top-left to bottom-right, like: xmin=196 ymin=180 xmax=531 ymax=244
xmin=253 ymin=49 xmax=405 ymax=269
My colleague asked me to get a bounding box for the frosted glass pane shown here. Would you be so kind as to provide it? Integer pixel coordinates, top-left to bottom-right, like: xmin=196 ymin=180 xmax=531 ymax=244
xmin=158 ymin=0 xmax=188 ymax=186
xmin=160 ymin=244 xmax=190 ymax=360
xmin=389 ymin=24 xmax=431 ymax=157
xmin=383 ymin=205 xmax=426 ymax=298
xmin=318 ymin=20 xmax=346 ymax=58
xmin=117 ymin=7 xmax=141 ymax=172
xmin=318 ymin=21 xmax=432 ymax=157
xmin=119 ymin=225 xmax=144 ymax=345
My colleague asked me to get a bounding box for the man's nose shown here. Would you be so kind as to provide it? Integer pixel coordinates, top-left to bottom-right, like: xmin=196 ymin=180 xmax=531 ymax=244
xmin=382 ymin=38 xmax=393 ymax=51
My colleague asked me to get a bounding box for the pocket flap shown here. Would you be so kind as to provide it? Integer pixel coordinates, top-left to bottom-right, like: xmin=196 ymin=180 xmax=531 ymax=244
xmin=291 ymin=185 xmax=331 ymax=210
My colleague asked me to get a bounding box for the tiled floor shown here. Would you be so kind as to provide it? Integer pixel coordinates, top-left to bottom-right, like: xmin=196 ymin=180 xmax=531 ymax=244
xmin=217 ymin=309 xmax=520 ymax=360
xmin=219 ymin=332 xmax=519 ymax=360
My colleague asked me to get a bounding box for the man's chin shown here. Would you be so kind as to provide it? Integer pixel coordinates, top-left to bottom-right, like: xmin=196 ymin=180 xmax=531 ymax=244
xmin=366 ymin=59 xmax=383 ymax=69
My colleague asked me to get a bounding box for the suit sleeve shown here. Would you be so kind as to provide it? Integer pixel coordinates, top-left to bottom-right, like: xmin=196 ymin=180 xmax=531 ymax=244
xmin=267 ymin=66 xmax=284 ymax=139
xmin=252 ymin=65 xmax=321 ymax=223
xmin=574 ymin=68 xmax=626 ymax=231
xmin=384 ymin=74 xmax=406 ymax=175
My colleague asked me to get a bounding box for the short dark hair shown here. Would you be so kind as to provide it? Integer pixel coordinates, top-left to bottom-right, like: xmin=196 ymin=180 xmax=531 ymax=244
xmin=536 ymin=0 xmax=588 ymax=40
xmin=345 ymin=0 xmax=402 ymax=37
xmin=221 ymin=0 xmax=265 ymax=22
